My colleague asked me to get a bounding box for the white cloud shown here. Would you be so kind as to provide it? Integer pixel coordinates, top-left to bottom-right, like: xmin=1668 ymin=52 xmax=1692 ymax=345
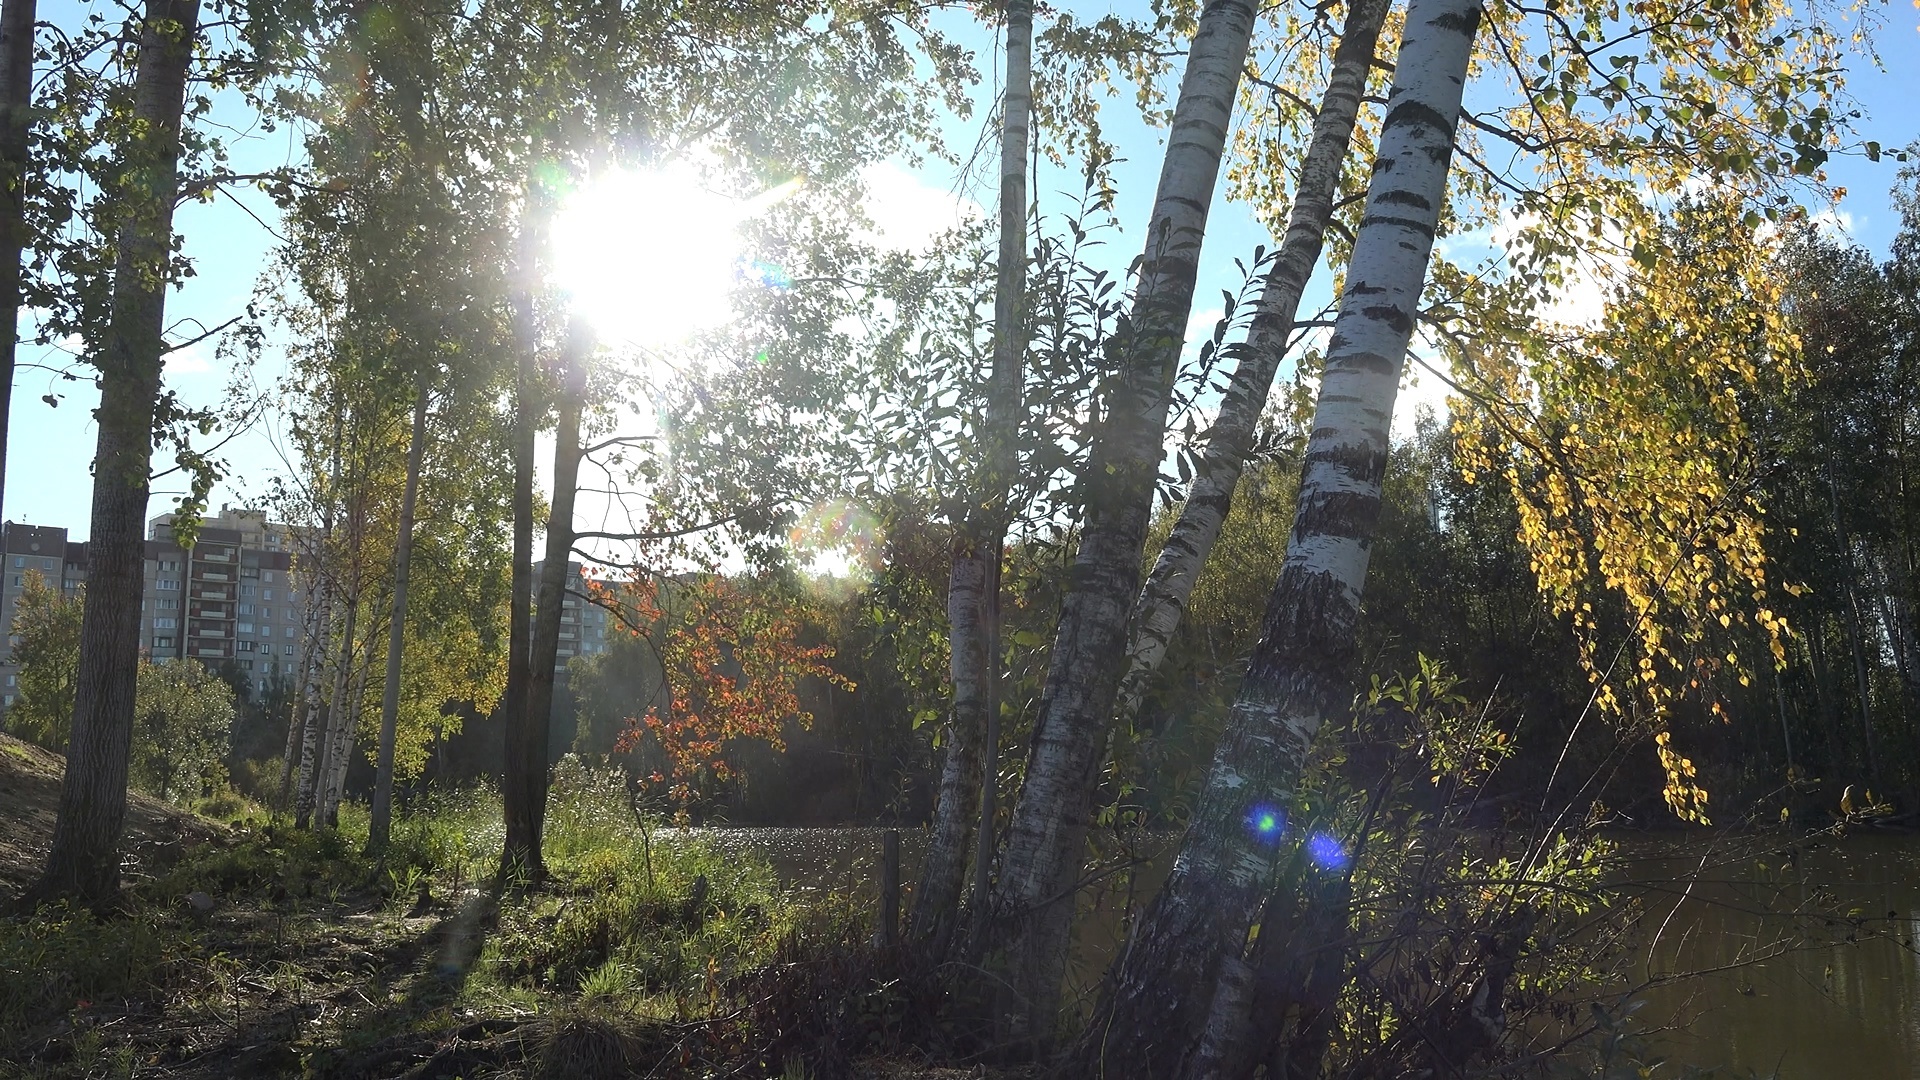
xmin=167 ymin=344 xmax=213 ymax=375
xmin=856 ymin=161 xmax=984 ymax=252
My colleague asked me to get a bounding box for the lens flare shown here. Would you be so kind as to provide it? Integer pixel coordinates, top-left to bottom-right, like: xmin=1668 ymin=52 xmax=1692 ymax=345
xmin=1306 ymin=832 xmax=1349 ymax=871
xmin=789 ymin=499 xmax=885 ymax=577
xmin=1245 ymin=803 xmax=1286 ymax=844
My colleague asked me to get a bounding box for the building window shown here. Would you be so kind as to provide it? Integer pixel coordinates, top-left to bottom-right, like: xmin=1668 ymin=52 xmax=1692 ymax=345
xmin=284 ymin=644 xmax=295 ymax=655
xmin=240 ymin=585 xmax=256 ymax=598
xmin=262 ymin=589 xmax=273 ymax=601
xmin=9 ymin=576 xmax=18 ymax=587
xmin=3 ymin=695 xmax=11 ymax=706
xmin=5 ymin=674 xmax=14 ymax=687
xmin=241 ymin=566 xmax=260 ymax=579
xmin=284 ymin=627 xmax=295 ymax=638
xmin=157 ymin=578 xmax=179 ymax=590
xmin=237 ymin=640 xmax=255 ymax=652
xmin=154 ymin=617 xmax=177 ymax=629
xmin=9 ymin=557 xmax=20 ymax=568
xmin=264 ymin=570 xmax=276 ymax=582
xmin=159 ymin=560 xmax=180 ymax=572
xmin=239 ymin=659 xmax=253 ymax=671
xmin=238 ymin=604 xmax=254 ymax=616
xmin=155 ymin=636 xmax=174 ymax=649
xmin=237 ymin=623 xmax=255 ymax=634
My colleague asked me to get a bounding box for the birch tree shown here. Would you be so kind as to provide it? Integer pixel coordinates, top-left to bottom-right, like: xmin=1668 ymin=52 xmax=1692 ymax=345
xmin=911 ymin=0 xmax=1033 ymax=956
xmin=974 ymin=0 xmax=1259 ymax=1039
xmin=1114 ymin=0 xmax=1390 ymax=731
xmin=1067 ymin=0 xmax=1484 ymax=1070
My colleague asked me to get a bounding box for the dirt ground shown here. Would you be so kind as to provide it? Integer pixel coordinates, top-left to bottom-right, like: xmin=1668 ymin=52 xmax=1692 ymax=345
xmin=0 ymin=732 xmax=226 ymax=898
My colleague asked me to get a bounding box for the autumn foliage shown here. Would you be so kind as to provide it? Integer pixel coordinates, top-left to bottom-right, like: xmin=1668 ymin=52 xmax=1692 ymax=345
xmin=598 ymin=573 xmax=852 ymax=807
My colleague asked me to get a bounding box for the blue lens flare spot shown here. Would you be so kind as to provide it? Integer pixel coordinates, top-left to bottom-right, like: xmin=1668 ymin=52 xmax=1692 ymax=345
xmin=1306 ymin=832 xmax=1349 ymax=871
xmin=1245 ymin=803 xmax=1285 ymax=843
xmin=744 ymin=259 xmax=793 ymax=290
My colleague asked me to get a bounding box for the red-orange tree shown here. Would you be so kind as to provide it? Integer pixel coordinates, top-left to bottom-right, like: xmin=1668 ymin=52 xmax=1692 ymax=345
xmin=601 ymin=573 xmax=851 ymax=807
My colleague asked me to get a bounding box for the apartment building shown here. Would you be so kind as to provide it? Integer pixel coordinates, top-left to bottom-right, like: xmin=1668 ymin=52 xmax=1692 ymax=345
xmin=0 ymin=523 xmax=87 ymax=709
xmin=0 ymin=508 xmax=310 ymax=708
xmin=143 ymin=508 xmax=308 ymax=687
xmin=532 ymin=558 xmax=609 ymax=680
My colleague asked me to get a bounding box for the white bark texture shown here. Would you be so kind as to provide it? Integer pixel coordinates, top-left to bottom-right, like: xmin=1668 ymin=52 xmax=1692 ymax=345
xmin=910 ymin=548 xmax=990 ymax=951
xmin=315 ymin=594 xmax=361 ymax=827
xmin=1067 ymin=0 xmax=1482 ymax=1072
xmin=977 ymin=0 xmax=1256 ymax=1040
xmin=293 ymin=591 xmax=343 ymax=828
xmin=1115 ymin=0 xmax=1390 ymax=728
xmin=911 ymin=0 xmax=1032 ymax=956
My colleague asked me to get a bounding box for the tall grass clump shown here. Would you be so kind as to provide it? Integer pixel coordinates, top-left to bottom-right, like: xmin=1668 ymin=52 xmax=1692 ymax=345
xmin=480 ymin=760 xmax=799 ymax=1003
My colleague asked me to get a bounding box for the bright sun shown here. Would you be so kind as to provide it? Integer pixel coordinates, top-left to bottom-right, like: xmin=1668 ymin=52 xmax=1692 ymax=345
xmin=549 ymin=165 xmax=798 ymax=351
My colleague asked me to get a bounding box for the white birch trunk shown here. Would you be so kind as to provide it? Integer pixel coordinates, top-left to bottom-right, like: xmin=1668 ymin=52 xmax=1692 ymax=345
xmin=978 ymin=0 xmax=1256 ymax=1041
xmin=276 ymin=573 xmax=328 ymax=810
xmin=911 ymin=548 xmax=990 ymax=951
xmin=294 ymin=586 xmax=347 ymax=829
xmin=911 ymin=0 xmax=1032 ymax=956
xmin=314 ymin=591 xmax=360 ymax=827
xmin=1115 ymin=0 xmax=1390 ymax=727
xmin=1068 ymin=0 xmax=1483 ymax=1072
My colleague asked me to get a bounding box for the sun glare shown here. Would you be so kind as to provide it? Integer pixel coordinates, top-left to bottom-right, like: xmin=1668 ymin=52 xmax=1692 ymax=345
xmin=549 ymin=165 xmax=800 ymax=349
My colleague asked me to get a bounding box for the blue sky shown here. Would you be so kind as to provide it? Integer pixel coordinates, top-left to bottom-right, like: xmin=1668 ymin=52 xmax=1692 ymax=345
xmin=4 ymin=1 xmax=1917 ymax=540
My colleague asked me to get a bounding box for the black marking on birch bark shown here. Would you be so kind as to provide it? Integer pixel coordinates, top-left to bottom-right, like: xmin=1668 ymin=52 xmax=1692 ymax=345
xmin=1327 ymin=347 xmax=1400 ymax=376
xmin=1359 ymin=303 xmax=1414 ymax=335
xmin=1381 ymin=100 xmax=1456 ymax=137
xmin=1376 ymin=189 xmax=1433 ymax=210
xmin=1304 ymin=439 xmax=1389 ymax=485
xmin=1358 ymin=212 xmax=1438 ymax=239
xmin=1423 ymin=143 xmax=1453 ymax=165
xmin=1430 ymin=7 xmax=1483 ymax=34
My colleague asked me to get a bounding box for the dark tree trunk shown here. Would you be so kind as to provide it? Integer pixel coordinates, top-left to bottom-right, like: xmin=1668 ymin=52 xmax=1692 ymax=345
xmin=26 ymin=0 xmax=199 ymax=909
xmin=507 ymin=317 xmax=587 ymax=879
xmin=499 ymin=191 xmax=545 ymax=877
xmin=0 ymin=0 xmax=35 ymax=523
xmin=368 ymin=374 xmax=430 ymax=851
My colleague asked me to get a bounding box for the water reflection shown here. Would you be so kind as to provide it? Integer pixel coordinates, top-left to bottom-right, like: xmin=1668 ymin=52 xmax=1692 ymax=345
xmin=682 ymin=827 xmax=1920 ymax=1077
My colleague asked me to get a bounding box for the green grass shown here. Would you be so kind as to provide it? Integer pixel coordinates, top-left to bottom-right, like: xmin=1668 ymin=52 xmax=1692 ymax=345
xmin=0 ymin=759 xmax=846 ymax=1078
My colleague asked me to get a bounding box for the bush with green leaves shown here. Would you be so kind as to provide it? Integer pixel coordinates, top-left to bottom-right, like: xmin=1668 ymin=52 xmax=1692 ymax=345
xmin=128 ymin=658 xmax=237 ymax=803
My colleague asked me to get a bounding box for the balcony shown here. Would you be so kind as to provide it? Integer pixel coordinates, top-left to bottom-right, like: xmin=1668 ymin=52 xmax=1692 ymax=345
xmin=190 ymin=583 xmax=233 ymax=601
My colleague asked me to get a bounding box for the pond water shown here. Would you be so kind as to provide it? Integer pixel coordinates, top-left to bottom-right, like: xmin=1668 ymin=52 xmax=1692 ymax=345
xmin=684 ymin=826 xmax=1920 ymax=1078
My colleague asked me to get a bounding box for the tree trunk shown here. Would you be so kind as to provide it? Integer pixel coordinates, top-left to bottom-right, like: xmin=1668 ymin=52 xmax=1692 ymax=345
xmin=294 ymin=586 xmax=345 ymax=828
xmin=912 ymin=546 xmax=990 ymax=951
xmin=26 ymin=0 xmax=199 ymax=909
xmin=508 ymin=316 xmax=588 ymax=879
xmin=324 ymin=640 xmax=370 ymax=828
xmin=1114 ymin=0 xmax=1389 ymax=727
xmin=976 ymin=0 xmax=1256 ymax=1043
xmin=368 ymin=374 xmax=430 ymax=851
xmin=1067 ymin=0 xmax=1482 ymax=1071
xmin=0 ymin=0 xmax=35 ymax=524
xmin=499 ymin=188 xmax=547 ymax=878
xmin=1827 ymin=457 xmax=1880 ymax=784
xmin=309 ymin=588 xmax=359 ymax=827
xmin=911 ymin=0 xmax=1033 ymax=955
xmin=276 ymin=579 xmax=327 ymax=810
